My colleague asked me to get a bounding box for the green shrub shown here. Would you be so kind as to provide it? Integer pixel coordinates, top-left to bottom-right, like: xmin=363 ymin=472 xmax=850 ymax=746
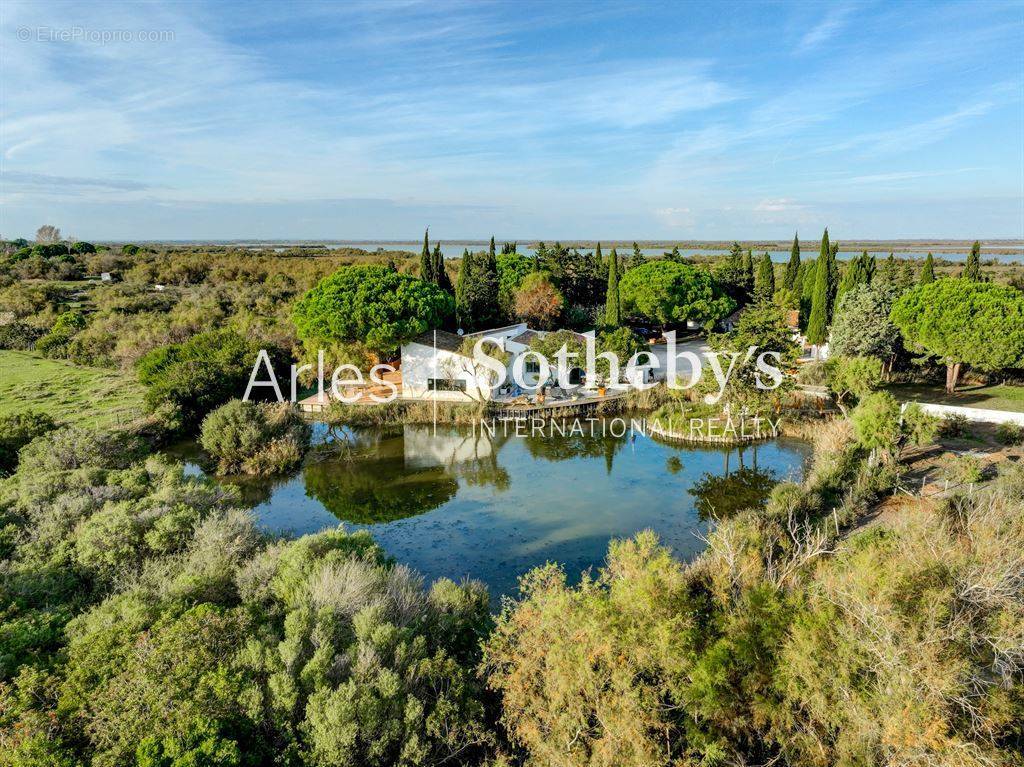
xmin=0 ymin=321 xmax=44 ymax=351
xmin=199 ymin=399 xmax=311 ymax=475
xmin=994 ymin=422 xmax=1024 ymax=445
xmin=901 ymin=403 xmax=940 ymax=447
xmin=0 ymin=411 xmax=56 ymax=475
xmin=939 ymin=454 xmax=985 ymax=485
xmin=796 ymin=360 xmax=829 ymax=386
xmin=939 ymin=413 xmax=971 ymax=439
xmin=34 ymin=310 xmax=87 ymax=358
xmin=136 ymin=330 xmax=276 ymax=432
xmin=851 ymin=391 xmax=902 ymax=454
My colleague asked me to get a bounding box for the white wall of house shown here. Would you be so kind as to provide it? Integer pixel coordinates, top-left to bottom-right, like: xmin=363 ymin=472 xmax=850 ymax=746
xmin=401 ymin=342 xmax=486 ymax=401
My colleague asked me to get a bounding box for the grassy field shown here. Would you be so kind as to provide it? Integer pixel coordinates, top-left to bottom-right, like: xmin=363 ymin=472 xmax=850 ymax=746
xmin=888 ymin=382 xmax=1024 ymax=413
xmin=0 ymin=350 xmax=146 ymax=428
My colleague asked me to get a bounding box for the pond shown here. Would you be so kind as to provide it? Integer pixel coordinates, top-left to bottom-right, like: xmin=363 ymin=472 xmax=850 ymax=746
xmin=173 ymin=421 xmax=811 ymax=601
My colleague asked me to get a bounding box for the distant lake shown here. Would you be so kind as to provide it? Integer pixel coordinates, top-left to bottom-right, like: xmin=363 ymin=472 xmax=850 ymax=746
xmin=171 ymin=422 xmax=811 ymax=601
xmin=335 ymin=242 xmax=1024 ymax=264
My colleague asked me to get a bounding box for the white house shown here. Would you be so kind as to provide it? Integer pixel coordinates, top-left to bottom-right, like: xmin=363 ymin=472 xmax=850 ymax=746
xmin=400 ymin=323 xmax=527 ymax=401
xmin=400 ymin=323 xmax=664 ymax=402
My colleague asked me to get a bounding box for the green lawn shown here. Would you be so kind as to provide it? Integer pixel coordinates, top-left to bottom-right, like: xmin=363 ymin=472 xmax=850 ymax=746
xmin=0 ymin=350 xmax=146 ymax=428
xmin=887 ymin=382 xmax=1024 ymax=413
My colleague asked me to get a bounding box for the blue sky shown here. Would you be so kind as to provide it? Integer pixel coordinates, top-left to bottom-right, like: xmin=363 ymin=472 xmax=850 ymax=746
xmin=1 ymin=0 xmax=1022 ymax=240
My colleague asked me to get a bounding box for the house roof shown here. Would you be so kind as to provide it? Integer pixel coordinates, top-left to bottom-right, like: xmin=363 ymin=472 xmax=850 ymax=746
xmin=510 ymin=328 xmax=591 ymax=346
xmin=408 ymin=329 xmax=467 ymax=354
xmin=509 ymin=329 xmax=540 ymax=345
xmin=464 ymin=323 xmax=525 ymax=338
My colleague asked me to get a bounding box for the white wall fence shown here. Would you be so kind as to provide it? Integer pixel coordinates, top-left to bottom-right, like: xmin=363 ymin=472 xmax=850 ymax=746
xmin=901 ymin=401 xmax=1024 ymax=426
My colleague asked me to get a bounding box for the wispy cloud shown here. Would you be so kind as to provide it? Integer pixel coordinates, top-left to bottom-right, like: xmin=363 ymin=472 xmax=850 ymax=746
xmin=795 ymin=6 xmax=853 ymax=54
xmin=1 ymin=0 xmax=1020 ymax=239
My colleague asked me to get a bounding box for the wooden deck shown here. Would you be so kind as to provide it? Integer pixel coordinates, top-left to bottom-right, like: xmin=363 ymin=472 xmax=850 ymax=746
xmin=488 ymin=391 xmax=627 ymax=420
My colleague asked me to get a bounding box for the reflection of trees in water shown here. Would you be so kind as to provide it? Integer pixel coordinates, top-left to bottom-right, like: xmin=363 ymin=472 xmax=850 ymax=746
xmin=689 ymin=443 xmax=777 ymax=520
xmin=304 ymin=426 xmax=512 ymax=524
xmin=213 ymin=472 xmax=290 ymax=508
xmin=450 ymin=451 xmax=511 ymax=491
xmin=304 ymin=457 xmax=458 ymax=524
xmin=523 ymin=424 xmax=624 ymax=474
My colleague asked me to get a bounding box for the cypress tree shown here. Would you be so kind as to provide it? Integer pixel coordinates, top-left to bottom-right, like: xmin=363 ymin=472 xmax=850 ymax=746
xmin=799 ymin=259 xmax=816 ymax=329
xmin=899 ymin=260 xmax=915 ymax=289
xmin=433 ymin=244 xmax=452 ymax=292
xmin=742 ymin=249 xmax=755 ymax=295
xmin=784 ymin=232 xmax=801 ymax=289
xmin=920 ymin=252 xmax=935 ymax=284
xmin=792 ymin=260 xmax=805 ymax=295
xmin=962 ymin=240 xmax=982 ymax=281
xmin=754 ymin=252 xmax=775 ymax=303
xmin=455 ymin=249 xmax=474 ymax=328
xmin=728 ymin=241 xmax=743 ymax=269
xmin=806 ymin=228 xmax=835 ymax=345
xmin=837 ymin=251 xmax=872 ymax=301
xmin=604 ymin=247 xmax=621 ymax=327
xmin=480 ymin=239 xmax=500 ymax=325
xmin=595 ymin=242 xmax=604 ymax=279
xmin=419 ymin=229 xmax=434 ymax=283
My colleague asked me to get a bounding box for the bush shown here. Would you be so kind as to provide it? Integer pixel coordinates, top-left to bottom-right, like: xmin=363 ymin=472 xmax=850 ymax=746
xmin=901 ymin=403 xmax=940 ymax=447
xmin=994 ymin=422 xmax=1024 ymax=445
xmin=851 ymin=391 xmax=902 ymax=454
xmin=796 ymin=360 xmax=829 ymax=386
xmin=199 ymin=399 xmax=311 ymax=475
xmin=939 ymin=454 xmax=986 ymax=485
xmin=825 ymin=355 xmax=884 ymax=414
xmin=137 ymin=329 xmax=275 ymax=432
xmin=35 ymin=310 xmax=87 ymax=358
xmin=939 ymin=413 xmax=971 ymax=439
xmin=0 ymin=321 xmax=44 ymax=350
xmin=0 ymin=411 xmax=56 ymax=475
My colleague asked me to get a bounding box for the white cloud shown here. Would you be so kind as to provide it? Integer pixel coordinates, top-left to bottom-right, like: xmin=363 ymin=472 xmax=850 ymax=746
xmin=654 ymin=207 xmax=695 ymax=228
xmin=795 ymin=7 xmax=852 ymax=54
xmin=754 ymin=198 xmax=803 ymax=212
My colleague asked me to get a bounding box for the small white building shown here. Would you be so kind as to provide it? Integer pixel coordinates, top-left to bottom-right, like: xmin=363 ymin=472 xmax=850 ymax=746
xmin=400 ymin=323 xmax=595 ymax=402
xmin=398 ymin=322 xmax=671 ymax=402
xmin=400 ymin=324 xmax=526 ymax=401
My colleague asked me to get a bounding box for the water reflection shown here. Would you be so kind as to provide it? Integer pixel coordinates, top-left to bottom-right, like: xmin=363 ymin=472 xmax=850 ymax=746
xmin=689 ymin=444 xmax=778 ymax=520
xmin=169 ymin=421 xmax=810 ymax=600
xmin=304 ymin=425 xmax=512 ymax=524
xmin=523 ymin=430 xmax=623 ymax=474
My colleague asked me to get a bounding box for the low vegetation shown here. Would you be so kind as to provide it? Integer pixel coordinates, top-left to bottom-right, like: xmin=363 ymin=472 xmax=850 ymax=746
xmin=1 ymin=231 xmax=1023 ymax=765
xmin=199 ymin=399 xmax=312 ymax=475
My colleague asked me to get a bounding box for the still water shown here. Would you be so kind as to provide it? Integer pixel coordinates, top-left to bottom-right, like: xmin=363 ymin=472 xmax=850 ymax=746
xmin=177 ymin=422 xmax=811 ymax=600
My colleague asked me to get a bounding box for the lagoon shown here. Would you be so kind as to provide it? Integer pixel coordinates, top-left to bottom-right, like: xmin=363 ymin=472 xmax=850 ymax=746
xmin=176 ymin=422 xmax=811 ymax=600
